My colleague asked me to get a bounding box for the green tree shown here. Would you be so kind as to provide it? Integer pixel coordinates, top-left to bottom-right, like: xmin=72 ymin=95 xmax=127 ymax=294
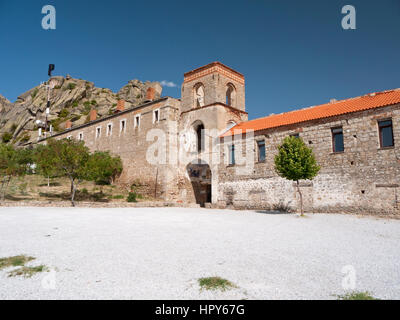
xmin=33 ymin=144 xmax=58 ymax=187
xmin=0 ymin=144 xmax=32 ymax=201
xmin=86 ymin=151 xmax=122 ymax=190
xmin=274 ymin=136 xmax=320 ymax=216
xmin=37 ymin=139 xmax=91 ymax=206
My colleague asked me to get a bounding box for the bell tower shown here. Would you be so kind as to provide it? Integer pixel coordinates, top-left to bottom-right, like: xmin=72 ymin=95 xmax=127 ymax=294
xmin=181 ymin=62 xmax=246 ymax=114
xmin=177 ymin=62 xmax=248 ymax=207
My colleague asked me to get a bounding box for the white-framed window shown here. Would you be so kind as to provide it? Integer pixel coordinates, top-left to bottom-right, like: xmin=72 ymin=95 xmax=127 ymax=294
xmin=134 ymin=114 xmax=141 ymax=128
xmin=107 ymin=123 xmax=113 ymax=136
xmin=120 ymin=119 xmax=126 ymax=133
xmin=78 ymin=132 xmax=83 ymax=141
xmin=153 ymin=109 xmax=160 ymax=123
xmin=67 ymin=135 xmax=72 ymax=140
xmin=96 ymin=126 xmax=101 ymax=139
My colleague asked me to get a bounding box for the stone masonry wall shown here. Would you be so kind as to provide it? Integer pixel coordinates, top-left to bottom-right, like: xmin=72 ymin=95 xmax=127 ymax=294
xmin=217 ymin=104 xmax=400 ymax=215
xmin=46 ymin=97 xmax=181 ymax=200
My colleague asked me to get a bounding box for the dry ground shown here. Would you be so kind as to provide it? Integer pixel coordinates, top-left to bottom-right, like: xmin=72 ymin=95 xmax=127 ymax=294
xmin=2 ymin=174 xmax=151 ymax=203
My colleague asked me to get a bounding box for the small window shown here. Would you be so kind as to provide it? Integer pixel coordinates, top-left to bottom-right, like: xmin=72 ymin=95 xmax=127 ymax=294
xmin=120 ymin=120 xmax=126 ymax=133
xmin=332 ymin=127 xmax=344 ymax=153
xmin=134 ymin=114 xmax=140 ymax=128
xmin=378 ymin=119 xmax=394 ymax=148
xmin=290 ymin=133 xmax=300 ymax=138
xmin=257 ymin=140 xmax=266 ymax=162
xmin=228 ymin=145 xmax=235 ymax=165
xmin=107 ymin=124 xmax=112 ymax=136
xmin=196 ymin=124 xmax=205 ymax=152
xmin=78 ymin=133 xmax=83 ymax=141
xmin=153 ymin=109 xmax=159 ymax=123
xmin=96 ymin=127 xmax=101 ymax=138
xmin=67 ymin=135 xmax=72 ymax=140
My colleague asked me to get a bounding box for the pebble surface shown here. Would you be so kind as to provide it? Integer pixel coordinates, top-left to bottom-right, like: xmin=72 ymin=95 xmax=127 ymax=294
xmin=0 ymin=207 xmax=399 ymax=300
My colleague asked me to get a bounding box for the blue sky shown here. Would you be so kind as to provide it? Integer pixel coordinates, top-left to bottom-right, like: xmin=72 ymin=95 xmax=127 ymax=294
xmin=0 ymin=0 xmax=399 ymax=120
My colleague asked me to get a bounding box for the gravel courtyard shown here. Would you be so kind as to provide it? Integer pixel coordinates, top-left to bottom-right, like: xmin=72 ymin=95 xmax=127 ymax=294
xmin=0 ymin=207 xmax=399 ymax=300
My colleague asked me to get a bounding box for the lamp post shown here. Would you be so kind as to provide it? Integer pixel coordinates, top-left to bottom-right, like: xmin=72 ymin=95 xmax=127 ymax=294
xmin=45 ymin=64 xmax=55 ymax=138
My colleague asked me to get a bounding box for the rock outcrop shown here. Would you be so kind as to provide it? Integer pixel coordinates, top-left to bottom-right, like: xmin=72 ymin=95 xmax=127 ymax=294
xmin=0 ymin=76 xmax=162 ymax=145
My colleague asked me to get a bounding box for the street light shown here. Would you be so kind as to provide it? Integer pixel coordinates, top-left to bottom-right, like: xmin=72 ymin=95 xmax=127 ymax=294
xmin=44 ymin=64 xmax=55 ymax=138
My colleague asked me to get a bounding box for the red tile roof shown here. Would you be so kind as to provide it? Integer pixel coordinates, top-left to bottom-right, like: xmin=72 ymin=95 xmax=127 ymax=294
xmin=222 ymin=89 xmax=400 ymax=137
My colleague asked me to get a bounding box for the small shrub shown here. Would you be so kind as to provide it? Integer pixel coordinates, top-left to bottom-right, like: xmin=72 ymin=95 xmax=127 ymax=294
xmin=83 ymin=101 xmax=91 ymax=115
xmin=337 ymin=291 xmax=378 ymax=300
xmin=59 ymin=108 xmax=70 ymax=118
xmin=67 ymin=83 xmax=76 ymax=91
xmin=31 ymin=88 xmax=39 ymax=99
xmin=127 ymin=192 xmax=137 ymax=203
xmin=81 ymin=188 xmax=88 ymax=194
xmin=198 ymin=277 xmax=236 ymax=291
xmin=8 ymin=265 xmax=47 ymax=278
xmin=10 ymin=123 xmax=18 ymax=133
xmin=72 ymin=101 xmax=79 ymax=107
xmin=54 ymin=85 xmax=61 ymax=89
xmin=91 ymin=100 xmax=97 ymax=105
xmin=112 ymin=194 xmax=124 ymax=199
xmin=0 ymin=255 xmax=35 ymax=270
xmin=2 ymin=132 xmax=12 ymax=143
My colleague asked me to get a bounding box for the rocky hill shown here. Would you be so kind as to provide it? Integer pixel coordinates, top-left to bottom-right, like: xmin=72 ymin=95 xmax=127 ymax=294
xmin=0 ymin=76 xmax=162 ymax=145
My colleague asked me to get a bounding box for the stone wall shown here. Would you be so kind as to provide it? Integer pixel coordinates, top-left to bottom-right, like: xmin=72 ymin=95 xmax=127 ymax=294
xmin=217 ymin=104 xmax=400 ymax=215
xmin=46 ymin=97 xmax=182 ymax=201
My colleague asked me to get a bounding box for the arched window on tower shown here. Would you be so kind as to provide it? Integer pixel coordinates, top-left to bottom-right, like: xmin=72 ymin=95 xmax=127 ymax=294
xmin=226 ymin=83 xmax=236 ymax=107
xmin=194 ymin=83 xmax=205 ymax=108
xmin=194 ymin=122 xmax=205 ymax=152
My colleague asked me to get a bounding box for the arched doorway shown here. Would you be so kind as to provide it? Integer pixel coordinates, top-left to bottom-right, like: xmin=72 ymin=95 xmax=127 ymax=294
xmin=186 ymin=160 xmax=212 ymax=207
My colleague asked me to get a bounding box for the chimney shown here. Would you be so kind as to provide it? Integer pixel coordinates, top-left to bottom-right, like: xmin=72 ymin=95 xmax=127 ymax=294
xmin=146 ymin=87 xmax=155 ymax=101
xmin=330 ymin=99 xmax=337 ymax=104
xmin=116 ymin=100 xmax=125 ymax=112
xmin=89 ymin=109 xmax=97 ymax=121
xmin=65 ymin=120 xmax=72 ymax=129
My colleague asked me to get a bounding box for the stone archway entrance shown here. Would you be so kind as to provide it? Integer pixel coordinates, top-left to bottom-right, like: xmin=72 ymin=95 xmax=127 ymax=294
xmin=186 ymin=160 xmax=212 ymax=207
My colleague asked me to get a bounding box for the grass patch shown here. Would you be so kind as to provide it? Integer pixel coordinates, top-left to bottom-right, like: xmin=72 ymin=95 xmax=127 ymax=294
xmin=198 ymin=277 xmax=236 ymax=291
xmin=0 ymin=255 xmax=35 ymax=270
xmin=8 ymin=265 xmax=48 ymax=278
xmin=337 ymin=291 xmax=379 ymax=300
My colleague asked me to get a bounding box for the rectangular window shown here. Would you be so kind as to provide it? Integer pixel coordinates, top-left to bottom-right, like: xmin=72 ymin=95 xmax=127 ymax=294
xmin=120 ymin=120 xmax=126 ymax=133
xmin=135 ymin=115 xmax=140 ymax=128
xmin=78 ymin=133 xmax=83 ymax=141
xmin=228 ymin=145 xmax=235 ymax=165
xmin=257 ymin=140 xmax=266 ymax=162
xmin=153 ymin=109 xmax=159 ymax=123
xmin=332 ymin=127 xmax=344 ymax=153
xmin=96 ymin=127 xmax=101 ymax=138
xmin=378 ymin=119 xmax=394 ymax=148
xmin=290 ymin=133 xmax=300 ymax=138
xmin=107 ymin=124 xmax=112 ymax=136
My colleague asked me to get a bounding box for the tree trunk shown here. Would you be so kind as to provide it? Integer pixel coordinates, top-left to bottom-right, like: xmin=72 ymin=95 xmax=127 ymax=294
xmin=70 ymin=178 xmax=76 ymax=207
xmin=47 ymin=176 xmax=50 ymax=187
xmin=296 ymin=180 xmax=304 ymax=216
